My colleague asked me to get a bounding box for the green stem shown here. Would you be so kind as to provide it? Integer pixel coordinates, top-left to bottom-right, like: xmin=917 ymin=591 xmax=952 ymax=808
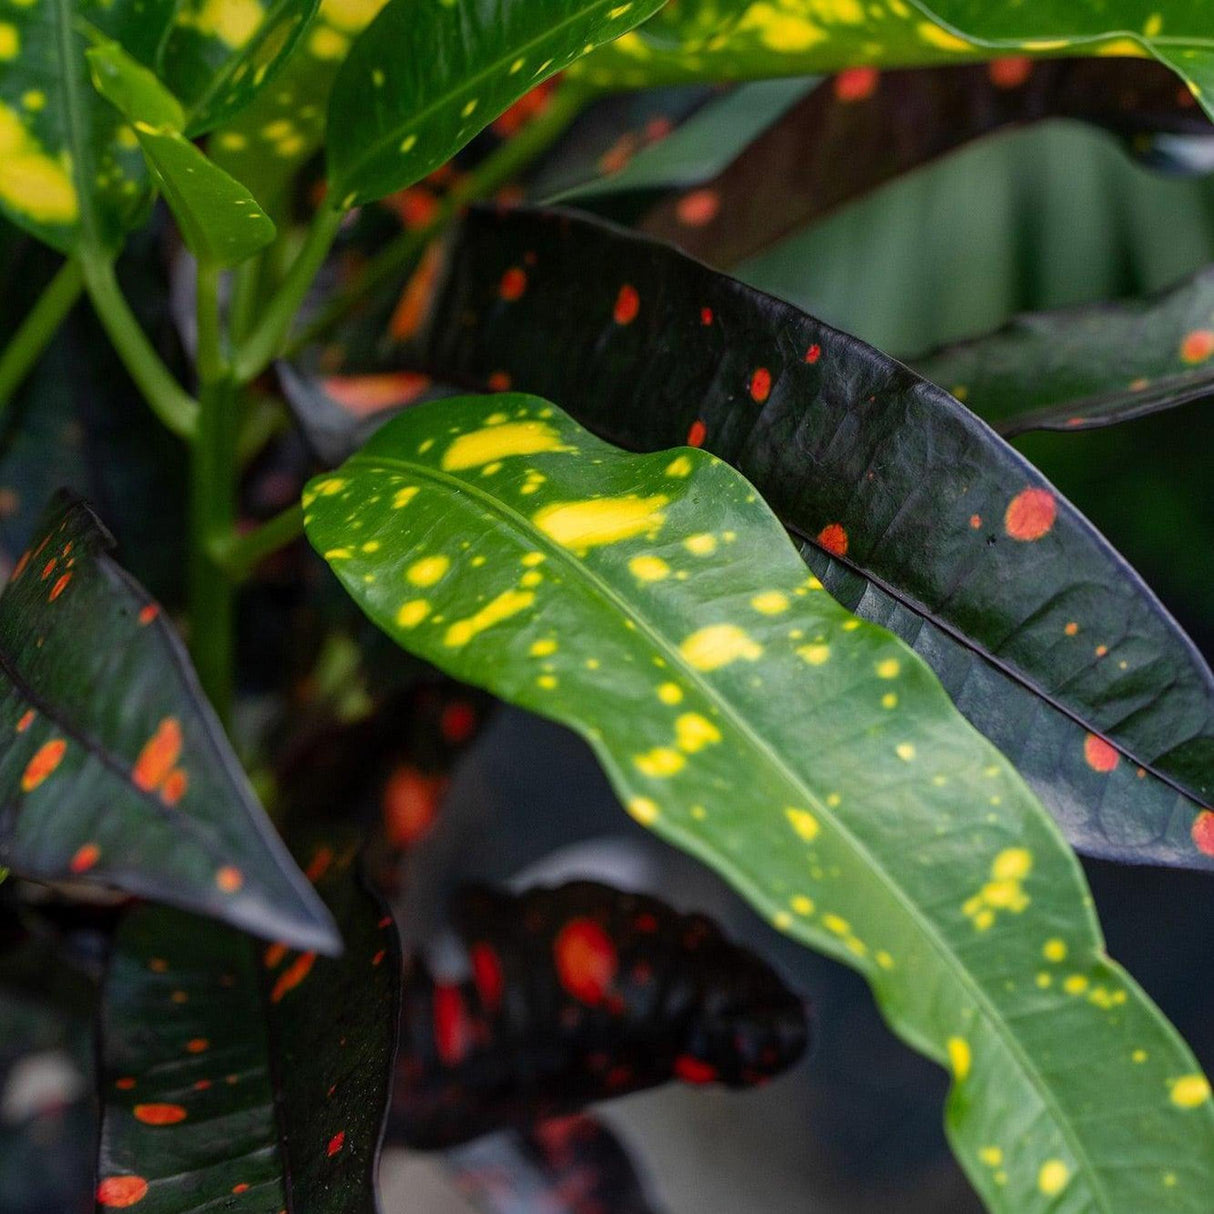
xmin=229 ymin=255 xmax=262 ymax=346
xmin=234 ymin=202 xmax=346 ymax=384
xmin=195 ymin=262 xmax=224 ymax=384
xmin=80 ymin=253 xmax=199 ymax=440
xmin=0 ymin=259 xmax=84 ymax=409
xmin=287 ymin=80 xmax=592 ymax=358
xmin=215 ymin=502 xmax=304 ymax=581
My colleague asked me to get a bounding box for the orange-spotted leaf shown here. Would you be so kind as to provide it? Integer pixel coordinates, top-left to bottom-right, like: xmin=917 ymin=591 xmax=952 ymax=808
xmin=306 ymin=392 xmax=1213 ymax=1214
xmin=0 ymin=492 xmax=337 ymax=952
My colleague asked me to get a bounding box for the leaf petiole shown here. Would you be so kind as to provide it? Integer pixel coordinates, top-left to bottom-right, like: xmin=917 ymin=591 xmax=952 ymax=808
xmin=0 ymin=258 xmax=85 ymax=411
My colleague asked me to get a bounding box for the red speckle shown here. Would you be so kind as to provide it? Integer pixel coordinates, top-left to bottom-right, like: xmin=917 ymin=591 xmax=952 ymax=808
xmin=434 ymin=984 xmax=471 ymax=1065
xmin=988 ymin=56 xmax=1033 ymax=88
xmin=389 ymin=244 xmax=444 ymax=340
xmin=674 ymin=1055 xmax=718 ymax=1084
xmin=193 ymin=1079 xmax=212 ymax=1092
xmin=634 ymin=912 xmax=658 ymax=933
xmin=134 ymin=1103 xmax=187 ymax=1126
xmin=232 ymin=1184 xmax=249 ymax=1195
xmin=97 ymin=1176 xmax=149 ymax=1207
xmin=264 ymin=942 xmax=287 ymax=968
xmin=834 ymin=66 xmax=879 ymax=102
xmin=22 ymin=738 xmax=66 ymax=792
xmin=1180 ymin=329 xmax=1214 ymax=364
xmin=1192 ymin=811 xmax=1214 ymax=856
xmin=613 ymin=284 xmax=640 ymax=325
xmin=969 ymin=514 xmax=982 ymax=529
xmin=371 ymin=949 xmax=385 ymax=967
xmin=440 ymin=700 xmax=477 ymax=744
xmin=499 ymin=267 xmax=527 ymax=301
xmin=49 ymin=572 xmax=72 ymax=601
xmin=186 ymin=1038 xmax=209 ymax=1054
xmin=216 ymin=866 xmax=243 ymax=893
xmin=816 ymin=523 xmax=848 ymax=557
xmin=1004 ymin=488 xmax=1056 ymax=541
xmin=160 ymin=769 xmax=188 ymax=806
xmin=327 ymin=1131 xmax=346 ymax=1158
xmin=15 ymin=709 xmax=34 ymax=733
xmin=553 ymin=918 xmax=618 ymax=1006
xmin=700 ymin=306 xmax=713 ymax=326
xmin=1084 ymin=733 xmax=1120 ymax=773
xmin=271 ymin=952 xmax=317 ymax=1003
xmin=137 ymin=604 xmax=159 ymax=626
xmin=323 ymin=372 xmax=432 ymax=415
xmin=132 ymin=718 xmax=182 ymax=793
xmin=486 ymin=370 xmax=512 ymax=392
xmin=11 ymin=551 xmax=29 ymax=580
xmin=749 ymin=366 xmax=772 ymax=403
xmin=687 ymin=419 xmax=707 ymax=447
xmin=115 ymin=1077 xmax=136 ymax=1091
xmin=470 ymin=942 xmax=504 ymax=1011
xmin=383 ymin=766 xmax=446 ymax=848
xmin=40 ymin=559 xmax=54 ymax=580
xmin=384 ymin=186 xmax=439 ymax=230
xmin=804 ymin=343 xmax=821 ymax=364
xmin=70 ymin=843 xmax=100 ymax=874
xmin=676 ymin=188 xmax=720 ymax=227
xmin=305 ymin=846 xmax=334 ymax=884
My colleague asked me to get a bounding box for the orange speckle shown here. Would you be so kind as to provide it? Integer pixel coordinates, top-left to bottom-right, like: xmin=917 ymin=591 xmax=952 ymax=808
xmin=271 ymin=951 xmax=317 ymax=1003
xmin=433 ymin=984 xmax=471 ymax=1065
xmin=613 ymin=283 xmax=640 ymax=325
xmin=148 ymin=958 xmax=168 ymax=973
xmin=700 ymin=306 xmax=713 ymax=326
xmin=805 ymin=343 xmax=821 ymax=364
xmin=115 ymin=1077 xmax=136 ymax=1091
xmin=749 ymin=366 xmax=772 ymax=403
xmin=22 ymin=738 xmax=66 ymax=791
xmin=186 ymin=1038 xmax=209 ymax=1054
xmin=49 ymin=572 xmax=72 ymax=601
xmin=70 ymin=843 xmax=100 ymax=874
xmin=1095 ymin=644 xmax=1108 ymax=658
xmin=687 ymin=418 xmax=707 ymax=447
xmin=137 ymin=604 xmax=159 ymax=625
xmin=193 ymin=1079 xmax=212 ymax=1091
xmin=834 ymin=66 xmax=879 ymax=102
xmin=1084 ymin=733 xmax=1120 ymax=773
xmin=327 ymin=1131 xmax=346 ymax=1157
xmin=499 ymin=267 xmax=527 ymax=301
xmin=305 ymin=846 xmax=334 ymax=884
xmin=470 ymin=941 xmax=504 ymax=1011
xmin=816 ymin=523 xmax=848 ymax=557
xmin=1065 ymin=621 xmax=1079 ymax=636
xmin=371 ymin=949 xmax=385 ymax=966
xmin=553 ymin=918 xmax=618 ymax=1006
xmin=486 ymin=370 xmax=511 ymax=392
xmin=134 ymin=1103 xmax=187 ymax=1126
xmin=389 ymin=243 xmax=444 ymax=340
xmin=15 ymin=709 xmax=34 ymax=733
xmin=322 ymin=372 xmax=432 ymax=415
xmin=132 ymin=718 xmax=182 ymax=793
xmin=674 ymin=1055 xmax=718 ymax=1084
xmin=232 ymin=1184 xmax=249 ymax=1195
xmin=40 ymin=559 xmax=55 ymax=580
xmin=969 ymin=514 xmax=982 ymax=529
xmin=383 ymin=186 xmax=439 ymax=230
xmin=383 ymin=766 xmax=446 ymax=848
xmin=676 ymin=188 xmax=719 ymax=227
xmin=264 ymin=942 xmax=288 ymax=968
xmin=1192 ymin=811 xmax=1214 ymax=856
xmin=988 ymin=56 xmax=1032 ymax=88
xmin=97 ymin=1176 xmax=149 ymax=1207
xmin=1180 ymin=329 xmax=1214 ymax=364
xmin=1004 ymin=487 xmax=1056 ymax=541
xmin=216 ymin=866 xmax=243 ymax=893
xmin=160 ymin=769 xmax=188 ymax=806
xmin=11 ymin=550 xmax=29 ymax=580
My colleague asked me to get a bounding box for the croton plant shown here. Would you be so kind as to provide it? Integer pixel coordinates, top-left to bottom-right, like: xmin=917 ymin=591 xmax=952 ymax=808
xmin=0 ymin=0 xmax=1211 ymax=1211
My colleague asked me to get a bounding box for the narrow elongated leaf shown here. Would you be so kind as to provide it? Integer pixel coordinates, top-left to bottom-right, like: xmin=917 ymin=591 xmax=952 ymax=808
xmin=97 ymin=832 xmax=397 ymax=1212
xmin=387 ymin=205 xmax=1214 ymax=871
xmin=0 ymin=492 xmax=337 ymax=952
xmin=326 ymin=0 xmax=666 ymax=206
xmin=914 ymin=263 xmax=1214 ymax=437
xmin=306 ymin=392 xmax=1214 ymax=1212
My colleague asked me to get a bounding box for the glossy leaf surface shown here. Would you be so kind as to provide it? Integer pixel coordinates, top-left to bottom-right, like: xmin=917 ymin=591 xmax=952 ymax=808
xmin=97 ymin=831 xmax=397 ymax=1212
xmin=0 ymin=493 xmax=336 ymax=951
xmin=308 ymin=392 xmax=1214 ymax=1213
xmin=326 ymin=0 xmax=666 ymax=206
xmin=392 ymin=205 xmax=1214 ymax=872
xmin=915 ymin=263 xmax=1214 ymax=437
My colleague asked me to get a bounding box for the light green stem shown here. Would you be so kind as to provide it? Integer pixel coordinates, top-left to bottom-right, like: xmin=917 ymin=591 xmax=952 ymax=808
xmin=0 ymin=259 xmax=84 ymax=409
xmin=215 ymin=502 xmax=305 ymax=582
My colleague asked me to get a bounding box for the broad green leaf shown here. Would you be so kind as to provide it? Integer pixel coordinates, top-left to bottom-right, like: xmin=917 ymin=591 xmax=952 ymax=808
xmin=915 ymin=263 xmax=1214 ymax=437
xmin=575 ymin=0 xmax=1214 ymax=126
xmin=97 ymin=830 xmax=396 ymax=1213
xmin=318 ymin=204 xmax=1214 ymax=872
xmin=325 ymin=0 xmax=667 ymax=207
xmin=306 ymin=392 xmax=1214 ymax=1212
xmin=0 ymin=492 xmax=337 ymax=952
xmin=85 ymin=39 xmax=185 ymax=130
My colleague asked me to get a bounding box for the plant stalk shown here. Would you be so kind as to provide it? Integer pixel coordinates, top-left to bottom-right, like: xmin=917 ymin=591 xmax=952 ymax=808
xmin=215 ymin=502 xmax=305 ymax=582
xmin=0 ymin=258 xmax=84 ymax=409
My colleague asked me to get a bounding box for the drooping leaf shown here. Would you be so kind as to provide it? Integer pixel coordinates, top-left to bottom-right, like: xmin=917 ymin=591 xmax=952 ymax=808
xmin=325 ymin=0 xmax=666 ymax=207
xmin=0 ymin=492 xmax=337 ymax=951
xmin=306 ymin=391 xmax=1214 ymax=1212
xmin=631 ymin=58 xmax=1214 ymax=269
xmin=97 ymin=829 xmax=397 ymax=1212
xmin=913 ymin=263 xmax=1214 ymax=437
xmin=379 ymin=205 xmax=1214 ymax=872
xmin=392 ymin=880 xmax=808 ymax=1147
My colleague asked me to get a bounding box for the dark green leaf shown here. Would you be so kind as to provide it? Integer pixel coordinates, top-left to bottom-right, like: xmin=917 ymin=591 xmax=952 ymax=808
xmin=326 ymin=0 xmax=666 ymax=207
xmin=307 ymin=391 xmax=1214 ymax=1212
xmin=0 ymin=492 xmax=337 ymax=951
xmin=914 ymin=263 xmax=1214 ymax=437
xmin=381 ymin=205 xmax=1214 ymax=871
xmin=97 ymin=830 xmax=396 ymax=1212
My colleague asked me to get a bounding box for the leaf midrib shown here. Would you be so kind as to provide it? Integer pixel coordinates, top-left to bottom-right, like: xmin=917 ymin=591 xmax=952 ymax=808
xmin=346 ymin=448 xmax=1113 ymax=1212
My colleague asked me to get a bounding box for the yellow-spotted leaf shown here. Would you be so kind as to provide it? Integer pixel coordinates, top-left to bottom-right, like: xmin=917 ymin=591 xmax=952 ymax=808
xmin=305 ymin=394 xmax=1214 ymax=1214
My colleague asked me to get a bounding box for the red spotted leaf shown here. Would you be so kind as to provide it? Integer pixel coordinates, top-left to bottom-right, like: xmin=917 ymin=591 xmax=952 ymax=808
xmin=356 ymin=204 xmax=1214 ymax=870
xmin=0 ymin=492 xmax=337 ymax=951
xmin=97 ymin=831 xmax=398 ymax=1212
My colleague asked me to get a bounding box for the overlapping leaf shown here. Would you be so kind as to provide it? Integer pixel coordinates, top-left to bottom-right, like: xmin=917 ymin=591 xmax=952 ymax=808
xmin=325 ymin=0 xmax=667 ymax=206
xmin=305 ymin=391 xmax=1214 ymax=1212
xmin=378 ymin=205 xmax=1214 ymax=872
xmin=97 ymin=830 xmax=397 ymax=1212
xmin=914 ymin=263 xmax=1214 ymax=436
xmin=0 ymin=492 xmax=337 ymax=950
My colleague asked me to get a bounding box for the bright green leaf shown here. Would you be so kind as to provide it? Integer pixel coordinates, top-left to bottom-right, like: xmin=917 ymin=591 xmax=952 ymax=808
xmin=326 ymin=0 xmax=666 ymax=207
xmin=306 ymin=393 xmax=1214 ymax=1214
xmin=86 ymin=39 xmax=185 ymax=130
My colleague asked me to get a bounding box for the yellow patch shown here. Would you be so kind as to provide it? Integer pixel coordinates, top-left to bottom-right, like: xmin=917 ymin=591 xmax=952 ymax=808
xmin=1063 ymin=974 xmax=1088 ymax=995
xmin=1043 ymin=938 xmax=1067 ymax=963
xmin=797 ymin=643 xmax=830 ymax=666
xmin=533 ymin=494 xmax=667 ymax=554
xmin=629 ymin=554 xmax=670 ymax=582
xmin=947 ymin=1037 xmax=971 ymax=1081
xmin=675 ymin=713 xmax=720 ymax=753
xmin=680 ymin=624 xmax=762 ymax=671
xmin=444 ymin=589 xmax=534 ymax=647
xmin=917 ymin=20 xmax=972 ymax=51
xmin=627 ymin=796 xmax=659 ymax=824
xmin=634 ymin=747 xmax=685 ymax=777
xmin=740 ymin=3 xmax=826 ymax=51
xmin=0 ymin=23 xmax=19 ymax=59
xmin=683 ymin=533 xmax=717 ymax=555
xmin=320 ymin=0 xmax=389 ymax=33
xmin=396 ymin=600 xmax=430 ymax=628
xmin=992 ymin=848 xmax=1032 ymax=880
xmin=1037 ymin=1160 xmax=1070 ymax=1196
xmin=406 ymin=555 xmax=450 ymax=587
xmin=657 ymin=682 xmax=683 ymax=705
xmin=876 ymin=658 xmax=900 ymax=679
xmin=895 ymin=742 xmax=916 ymax=761
xmin=1170 ymin=1074 xmax=1211 ymax=1109
xmin=751 ymin=591 xmax=789 ymax=615
xmin=442 ymin=420 xmax=570 ymax=470
xmin=529 ymin=638 xmax=557 ymax=657
xmin=665 ymin=455 xmax=693 ymax=477
xmin=1095 ymin=36 xmax=1149 ymax=58
xmin=979 ymin=1147 xmax=1002 ymax=1168
xmin=0 ymin=106 xmax=79 ymax=226
xmin=790 ymin=895 xmax=814 ymax=915
xmin=180 ymin=0 xmax=266 ymax=49
xmin=308 ymin=25 xmax=348 ymax=58
xmin=785 ymin=807 xmax=820 ymax=842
